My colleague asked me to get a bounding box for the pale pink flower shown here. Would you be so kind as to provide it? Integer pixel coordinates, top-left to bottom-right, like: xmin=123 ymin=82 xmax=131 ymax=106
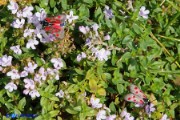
xmin=10 ymin=45 xmax=22 ymax=55
xmin=104 ymin=5 xmax=114 ymax=19
xmin=0 ymin=55 xmax=12 ymax=67
xmin=95 ymin=48 xmax=111 ymax=61
xmin=22 ymin=6 xmax=34 ymax=18
xmin=24 ymin=78 xmax=35 ymax=89
xmin=50 ymin=58 xmax=64 ymax=70
xmin=11 ymin=18 xmax=25 ymax=28
xmin=24 ymin=62 xmax=38 ymax=73
xmin=7 ymin=1 xmax=19 ymax=14
xmin=55 ymin=90 xmax=64 ymax=98
xmin=7 ymin=69 xmax=20 ymax=80
xmin=160 ymin=114 xmax=170 ymax=120
xmin=20 ymin=71 xmax=28 ymax=77
xmin=26 ymin=38 xmax=39 ymax=49
xmin=106 ymin=115 xmax=116 ymax=120
xmin=76 ymin=52 xmax=86 ymax=62
xmin=139 ymin=6 xmax=150 ymax=19
xmin=79 ymin=26 xmax=90 ymax=34
xmin=29 ymin=89 xmax=40 ymax=98
xmin=90 ymin=96 xmax=103 ymax=109
xmin=35 ymin=8 xmax=47 ymax=21
xmin=66 ymin=10 xmax=78 ymax=23
xmin=24 ymin=28 xmax=34 ymax=37
xmin=96 ymin=110 xmax=106 ymax=120
xmin=5 ymin=82 xmax=17 ymax=92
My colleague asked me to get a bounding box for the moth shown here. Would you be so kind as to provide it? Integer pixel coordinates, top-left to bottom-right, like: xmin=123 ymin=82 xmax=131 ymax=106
xmin=40 ymin=14 xmax=66 ymax=39
xmin=124 ymin=84 xmax=149 ymax=106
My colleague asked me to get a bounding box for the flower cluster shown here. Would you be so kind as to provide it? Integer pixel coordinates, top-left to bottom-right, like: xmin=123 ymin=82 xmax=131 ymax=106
xmin=89 ymin=95 xmax=116 ymax=120
xmin=4 ymin=58 xmax=64 ymax=98
xmin=78 ymin=23 xmax=111 ymax=62
xmin=120 ymin=109 xmax=135 ymax=120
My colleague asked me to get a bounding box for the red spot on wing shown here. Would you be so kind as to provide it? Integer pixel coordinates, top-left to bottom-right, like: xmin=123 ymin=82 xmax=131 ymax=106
xmin=56 ymin=34 xmax=59 ymax=37
xmin=136 ymin=91 xmax=138 ymax=94
xmin=128 ymin=97 xmax=131 ymax=100
xmin=134 ymin=87 xmax=138 ymax=89
xmin=44 ymin=26 xmax=51 ymax=31
xmin=139 ymin=100 xmax=144 ymax=104
xmin=45 ymin=18 xmax=51 ymax=22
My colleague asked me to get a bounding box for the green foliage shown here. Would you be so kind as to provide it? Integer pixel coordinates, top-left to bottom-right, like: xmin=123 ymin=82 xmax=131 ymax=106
xmin=0 ymin=0 xmax=180 ymax=119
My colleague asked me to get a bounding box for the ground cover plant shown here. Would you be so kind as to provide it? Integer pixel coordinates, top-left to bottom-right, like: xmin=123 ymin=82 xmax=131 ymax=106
xmin=0 ymin=0 xmax=180 ymax=120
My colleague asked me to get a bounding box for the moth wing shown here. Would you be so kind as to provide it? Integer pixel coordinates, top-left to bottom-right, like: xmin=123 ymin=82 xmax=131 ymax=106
xmin=46 ymin=14 xmax=66 ymax=23
xmin=124 ymin=93 xmax=145 ymax=105
xmin=55 ymin=28 xmax=64 ymax=39
xmin=44 ymin=26 xmax=64 ymax=39
xmin=130 ymin=84 xmax=147 ymax=99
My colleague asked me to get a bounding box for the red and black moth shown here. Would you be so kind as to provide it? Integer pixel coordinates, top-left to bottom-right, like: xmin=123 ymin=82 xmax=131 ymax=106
xmin=40 ymin=14 xmax=66 ymax=39
xmin=124 ymin=84 xmax=150 ymax=107
xmin=124 ymin=84 xmax=156 ymax=115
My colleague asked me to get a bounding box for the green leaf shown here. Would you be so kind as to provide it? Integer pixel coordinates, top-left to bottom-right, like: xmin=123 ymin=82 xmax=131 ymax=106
xmin=17 ymin=97 xmax=26 ymax=111
xmin=50 ymin=0 xmax=56 ymax=8
xmin=97 ymin=88 xmax=106 ymax=96
xmin=66 ymin=107 xmax=78 ymax=114
xmin=67 ymin=84 xmax=79 ymax=93
xmin=75 ymin=68 xmax=84 ymax=75
xmin=48 ymin=110 xmax=59 ymax=117
xmin=89 ymin=79 xmax=97 ymax=92
xmin=109 ymin=102 xmax=116 ymax=113
xmin=117 ymin=84 xmax=124 ymax=94
xmin=132 ymin=23 xmax=142 ymax=34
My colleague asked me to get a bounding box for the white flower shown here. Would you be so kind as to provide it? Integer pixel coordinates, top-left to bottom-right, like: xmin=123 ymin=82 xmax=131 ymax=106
xmin=104 ymin=5 xmax=114 ymax=19
xmin=66 ymin=10 xmax=79 ymax=23
xmin=35 ymin=8 xmax=47 ymax=21
xmin=10 ymin=45 xmax=22 ymax=55
xmin=95 ymin=48 xmax=111 ymax=61
xmin=0 ymin=66 xmax=2 ymax=71
xmin=7 ymin=1 xmax=19 ymax=14
xmin=55 ymin=90 xmax=64 ymax=98
xmin=23 ymin=89 xmax=30 ymax=95
xmin=79 ymin=26 xmax=90 ymax=34
xmin=53 ymin=69 xmax=60 ymax=80
xmin=76 ymin=52 xmax=86 ymax=62
xmin=24 ymin=62 xmax=38 ymax=73
xmin=145 ymin=103 xmax=156 ymax=115
xmin=5 ymin=82 xmax=17 ymax=92
xmin=139 ymin=6 xmax=150 ymax=19
xmin=11 ymin=18 xmax=25 ymax=28
xmin=120 ymin=109 xmax=134 ymax=120
xmin=29 ymin=89 xmax=40 ymax=98
xmin=22 ymin=6 xmax=34 ymax=18
xmin=27 ymin=15 xmax=39 ymax=25
xmin=0 ymin=55 xmax=12 ymax=67
xmin=7 ymin=69 xmax=20 ymax=80
xmin=51 ymin=58 xmax=64 ymax=70
xmin=24 ymin=78 xmax=35 ymax=89
xmin=34 ymin=74 xmax=41 ymax=83
xmin=96 ymin=110 xmax=106 ymax=120
xmin=92 ymin=24 xmax=99 ymax=36
xmin=20 ymin=70 xmax=28 ymax=77
xmin=106 ymin=115 xmax=116 ymax=120
xmin=90 ymin=96 xmax=103 ymax=109
xmin=26 ymin=38 xmax=39 ymax=49
xmin=160 ymin=114 xmax=170 ymax=120
xmin=85 ymin=38 xmax=92 ymax=47
xmin=38 ymin=67 xmax=47 ymax=80
xmin=104 ymin=34 xmax=110 ymax=41
xmin=24 ymin=28 xmax=34 ymax=37
xmin=17 ymin=10 xmax=23 ymax=18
